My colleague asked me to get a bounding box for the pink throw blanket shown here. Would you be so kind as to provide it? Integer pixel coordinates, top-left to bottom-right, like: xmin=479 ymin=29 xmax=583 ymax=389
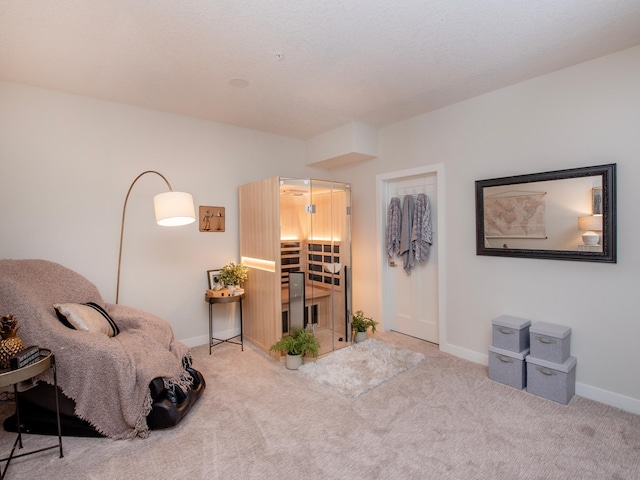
xmin=0 ymin=259 xmax=192 ymax=439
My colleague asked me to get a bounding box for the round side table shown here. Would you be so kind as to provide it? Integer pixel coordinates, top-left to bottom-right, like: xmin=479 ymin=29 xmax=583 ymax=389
xmin=0 ymin=349 xmax=63 ymax=479
xmin=204 ymin=293 xmax=245 ymax=354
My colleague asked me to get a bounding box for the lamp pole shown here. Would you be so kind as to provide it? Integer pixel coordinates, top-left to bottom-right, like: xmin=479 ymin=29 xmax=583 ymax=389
xmin=116 ymin=170 xmax=191 ymax=304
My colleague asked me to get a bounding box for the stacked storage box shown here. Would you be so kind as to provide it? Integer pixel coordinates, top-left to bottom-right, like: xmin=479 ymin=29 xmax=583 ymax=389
xmin=488 ymin=316 xmax=531 ymax=389
xmin=526 ymin=322 xmax=576 ymax=404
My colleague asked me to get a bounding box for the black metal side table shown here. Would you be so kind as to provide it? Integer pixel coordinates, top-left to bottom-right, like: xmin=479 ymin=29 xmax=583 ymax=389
xmin=205 ymin=293 xmax=245 ymax=354
xmin=0 ymin=349 xmax=63 ymax=479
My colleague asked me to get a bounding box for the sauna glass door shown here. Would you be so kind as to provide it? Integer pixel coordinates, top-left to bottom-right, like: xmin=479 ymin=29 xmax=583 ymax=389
xmin=280 ymin=178 xmax=352 ymax=355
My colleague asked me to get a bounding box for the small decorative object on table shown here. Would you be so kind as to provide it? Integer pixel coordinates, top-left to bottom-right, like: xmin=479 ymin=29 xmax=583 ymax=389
xmin=10 ymin=345 xmax=40 ymax=370
xmin=218 ymin=262 xmax=249 ymax=295
xmin=269 ymin=328 xmax=320 ymax=370
xmin=351 ymin=310 xmax=377 ymax=343
xmin=0 ymin=314 xmax=25 ymax=368
xmin=206 ymin=287 xmax=234 ymax=298
xmin=207 ymin=269 xmax=223 ymax=290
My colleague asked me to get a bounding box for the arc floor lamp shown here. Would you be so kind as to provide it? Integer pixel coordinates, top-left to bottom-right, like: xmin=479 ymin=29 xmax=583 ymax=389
xmin=116 ymin=170 xmax=196 ymax=304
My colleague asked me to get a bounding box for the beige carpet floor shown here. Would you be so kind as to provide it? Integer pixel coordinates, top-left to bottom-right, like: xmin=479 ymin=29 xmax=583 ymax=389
xmin=1 ymin=331 xmax=639 ymax=479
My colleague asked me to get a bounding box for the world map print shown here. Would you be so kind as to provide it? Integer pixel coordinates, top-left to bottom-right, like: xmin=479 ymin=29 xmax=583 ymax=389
xmin=484 ymin=192 xmax=546 ymax=238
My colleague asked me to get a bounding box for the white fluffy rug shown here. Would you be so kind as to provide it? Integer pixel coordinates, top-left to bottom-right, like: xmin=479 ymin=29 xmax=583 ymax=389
xmin=298 ymin=338 xmax=425 ymax=397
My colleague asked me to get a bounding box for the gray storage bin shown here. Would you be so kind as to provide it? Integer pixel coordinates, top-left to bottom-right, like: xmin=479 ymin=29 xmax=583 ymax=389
xmin=492 ymin=315 xmax=531 ymax=352
xmin=526 ymin=355 xmax=577 ymax=405
xmin=530 ymin=322 xmax=571 ymax=364
xmin=488 ymin=346 xmax=529 ymax=390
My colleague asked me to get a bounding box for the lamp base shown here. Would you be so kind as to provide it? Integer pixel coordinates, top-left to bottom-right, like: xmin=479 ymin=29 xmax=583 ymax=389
xmin=582 ymin=232 xmax=599 ymax=245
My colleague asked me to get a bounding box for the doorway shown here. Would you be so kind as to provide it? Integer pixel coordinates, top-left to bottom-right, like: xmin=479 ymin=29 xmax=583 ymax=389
xmin=376 ymin=164 xmax=446 ymax=346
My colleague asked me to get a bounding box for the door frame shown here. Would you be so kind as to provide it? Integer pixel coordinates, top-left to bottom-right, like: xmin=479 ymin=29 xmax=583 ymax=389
xmin=375 ymin=163 xmax=448 ymax=349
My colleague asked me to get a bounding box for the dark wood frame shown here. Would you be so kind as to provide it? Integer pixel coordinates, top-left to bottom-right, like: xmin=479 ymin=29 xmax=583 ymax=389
xmin=475 ymin=164 xmax=616 ymax=263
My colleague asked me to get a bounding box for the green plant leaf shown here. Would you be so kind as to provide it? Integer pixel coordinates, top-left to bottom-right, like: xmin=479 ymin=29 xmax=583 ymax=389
xmin=269 ymin=328 xmax=320 ymax=357
xmin=351 ymin=310 xmax=377 ymax=333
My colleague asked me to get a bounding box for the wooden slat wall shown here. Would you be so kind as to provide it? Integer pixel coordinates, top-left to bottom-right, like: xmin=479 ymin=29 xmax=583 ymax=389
xmin=238 ymin=177 xmax=281 ymax=355
xmin=280 ymin=194 xmax=310 ymax=240
xmin=239 ymin=176 xmax=280 ymax=259
xmin=310 ymin=191 xmax=345 ymax=240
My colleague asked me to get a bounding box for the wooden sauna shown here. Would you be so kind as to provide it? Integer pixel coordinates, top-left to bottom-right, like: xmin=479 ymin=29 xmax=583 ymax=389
xmin=239 ymin=177 xmax=352 ymax=357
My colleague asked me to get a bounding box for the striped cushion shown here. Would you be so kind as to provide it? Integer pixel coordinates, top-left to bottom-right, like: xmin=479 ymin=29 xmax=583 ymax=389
xmin=54 ymin=302 xmax=119 ymax=337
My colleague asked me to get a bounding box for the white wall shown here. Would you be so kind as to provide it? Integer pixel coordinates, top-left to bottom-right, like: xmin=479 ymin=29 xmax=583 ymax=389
xmin=339 ymin=46 xmax=640 ymax=413
xmin=0 ymin=81 xmax=322 ymax=344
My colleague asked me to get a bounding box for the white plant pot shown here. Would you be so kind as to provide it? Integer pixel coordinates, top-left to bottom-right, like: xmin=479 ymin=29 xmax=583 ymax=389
xmin=285 ymin=353 xmax=303 ymax=370
xmin=355 ymin=331 xmax=368 ymax=343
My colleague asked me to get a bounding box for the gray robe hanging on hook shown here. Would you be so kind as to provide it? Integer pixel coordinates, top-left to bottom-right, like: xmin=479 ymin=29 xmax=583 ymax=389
xmin=412 ymin=193 xmax=433 ymax=263
xmin=399 ymin=194 xmax=415 ymax=274
xmin=386 ymin=197 xmax=402 ymax=259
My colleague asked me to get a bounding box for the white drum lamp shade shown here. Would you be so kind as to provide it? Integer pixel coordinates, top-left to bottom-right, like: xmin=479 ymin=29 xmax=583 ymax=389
xmin=154 ymin=191 xmax=196 ymax=226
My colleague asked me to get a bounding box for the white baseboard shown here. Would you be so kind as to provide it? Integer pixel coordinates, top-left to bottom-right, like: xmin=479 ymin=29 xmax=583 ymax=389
xmin=179 ymin=334 xmax=208 ymax=348
xmin=440 ymin=342 xmax=640 ymax=415
xmin=440 ymin=342 xmax=489 ymax=365
xmin=575 ymin=382 xmax=640 ymax=415
xmin=179 ymin=328 xmax=240 ymax=349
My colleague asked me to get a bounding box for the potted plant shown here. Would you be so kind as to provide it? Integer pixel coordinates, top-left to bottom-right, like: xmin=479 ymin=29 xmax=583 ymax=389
xmin=269 ymin=328 xmax=320 ymax=370
xmin=219 ymin=262 xmax=249 ymax=293
xmin=351 ymin=310 xmax=377 ymax=343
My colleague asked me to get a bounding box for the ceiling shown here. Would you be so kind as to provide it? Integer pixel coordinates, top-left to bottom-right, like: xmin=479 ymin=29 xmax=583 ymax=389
xmin=2 ymin=1 xmax=640 ymax=140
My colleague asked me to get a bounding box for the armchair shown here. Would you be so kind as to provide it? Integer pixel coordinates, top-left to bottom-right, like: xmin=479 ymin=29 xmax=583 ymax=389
xmin=0 ymin=259 xmax=205 ymax=439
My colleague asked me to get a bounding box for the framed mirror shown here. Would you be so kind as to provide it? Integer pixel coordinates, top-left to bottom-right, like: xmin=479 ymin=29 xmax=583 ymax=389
xmin=475 ymin=164 xmax=616 ymax=263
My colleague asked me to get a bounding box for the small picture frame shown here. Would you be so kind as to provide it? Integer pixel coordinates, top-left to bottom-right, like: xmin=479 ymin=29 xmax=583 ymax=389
xmin=592 ymin=187 xmax=603 ymax=215
xmin=199 ymin=206 xmax=225 ymax=232
xmin=207 ymin=269 xmax=222 ymax=290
